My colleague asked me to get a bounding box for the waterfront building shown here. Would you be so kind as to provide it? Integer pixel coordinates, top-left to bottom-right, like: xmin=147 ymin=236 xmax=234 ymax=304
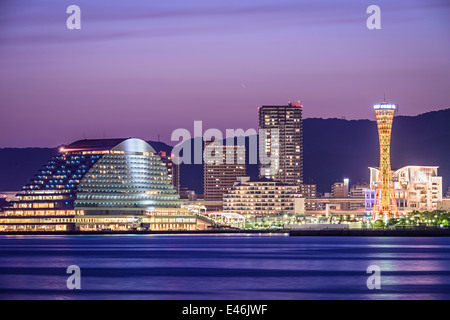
xmin=331 ymin=180 xmax=349 ymax=210
xmin=182 ymin=200 xmax=224 ymax=214
xmin=223 ymin=176 xmax=304 ymax=217
xmin=179 ymin=187 xmax=197 ymax=201
xmin=0 ymin=197 xmax=8 ymax=212
xmin=0 ymin=192 xmax=19 ymax=202
xmin=0 ymin=192 xmax=17 ymax=215
xmin=203 ymin=139 xmax=246 ymax=202
xmin=299 ymin=184 xmax=317 ymax=210
xmin=350 ymin=183 xmax=370 ymax=210
xmin=331 ymin=180 xmax=349 ymax=198
xmin=365 ymin=189 xmax=376 ymax=214
xmin=0 ymin=138 xmax=211 ymax=232
xmin=438 ymin=198 xmax=450 ymax=211
xmin=350 ymin=183 xmax=369 ymax=198
xmin=258 ymin=101 xmax=303 ymax=185
xmin=367 ymin=165 xmax=443 ymax=213
xmin=158 ymin=151 xmax=180 ymax=194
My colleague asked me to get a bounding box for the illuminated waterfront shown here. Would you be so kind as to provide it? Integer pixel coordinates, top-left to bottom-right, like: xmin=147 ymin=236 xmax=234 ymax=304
xmin=0 ymin=235 xmax=449 ymax=300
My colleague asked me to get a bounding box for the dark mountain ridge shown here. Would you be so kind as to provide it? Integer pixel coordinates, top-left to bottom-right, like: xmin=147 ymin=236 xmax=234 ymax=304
xmin=0 ymin=108 xmax=449 ymax=195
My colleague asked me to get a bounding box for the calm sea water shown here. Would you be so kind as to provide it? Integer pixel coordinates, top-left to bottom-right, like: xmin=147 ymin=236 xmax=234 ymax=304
xmin=0 ymin=234 xmax=449 ymax=300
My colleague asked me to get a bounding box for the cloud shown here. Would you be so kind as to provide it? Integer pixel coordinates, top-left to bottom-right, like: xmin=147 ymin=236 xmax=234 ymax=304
xmin=0 ymin=1 xmax=359 ymax=46
xmin=0 ymin=0 xmax=448 ymax=47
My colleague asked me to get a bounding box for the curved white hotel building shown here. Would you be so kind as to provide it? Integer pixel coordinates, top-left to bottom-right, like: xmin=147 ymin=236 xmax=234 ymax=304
xmin=0 ymin=138 xmax=210 ymax=232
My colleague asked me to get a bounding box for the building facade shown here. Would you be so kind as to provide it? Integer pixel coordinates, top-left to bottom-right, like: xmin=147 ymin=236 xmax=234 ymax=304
xmin=223 ymin=176 xmax=304 ymax=217
xmin=299 ymin=184 xmax=317 ymax=211
xmin=0 ymin=138 xmax=210 ymax=232
xmin=350 ymin=182 xmax=370 ymax=210
xmin=203 ymin=139 xmax=246 ymax=202
xmin=158 ymin=151 xmax=180 ymax=194
xmin=367 ymin=165 xmax=443 ymax=213
xmin=258 ymin=101 xmax=303 ymax=185
xmin=331 ymin=180 xmax=349 ymax=210
xmin=331 ymin=180 xmax=349 ymax=198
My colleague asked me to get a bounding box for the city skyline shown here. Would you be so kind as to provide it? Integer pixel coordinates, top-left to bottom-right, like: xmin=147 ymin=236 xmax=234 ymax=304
xmin=1 ymin=0 xmax=449 ymax=147
xmin=0 ymin=106 xmax=449 ymax=195
xmin=1 ymin=0 xmax=450 ymax=303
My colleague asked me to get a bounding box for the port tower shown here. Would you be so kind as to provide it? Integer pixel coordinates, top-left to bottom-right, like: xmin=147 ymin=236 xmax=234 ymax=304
xmin=373 ymin=100 xmax=398 ymax=221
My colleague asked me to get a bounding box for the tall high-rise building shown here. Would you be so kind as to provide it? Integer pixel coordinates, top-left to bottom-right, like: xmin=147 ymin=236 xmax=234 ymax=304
xmin=373 ymin=100 xmax=398 ymax=221
xmin=203 ymin=139 xmax=246 ymax=201
xmin=258 ymin=101 xmax=303 ymax=185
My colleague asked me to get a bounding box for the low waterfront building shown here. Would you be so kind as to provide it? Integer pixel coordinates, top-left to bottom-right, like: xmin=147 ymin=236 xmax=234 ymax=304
xmin=0 ymin=138 xmax=211 ymax=232
xmin=331 ymin=180 xmax=349 ymax=210
xmin=158 ymin=151 xmax=180 ymax=194
xmin=223 ymin=176 xmax=304 ymax=217
xmin=0 ymin=197 xmax=8 ymax=212
xmin=0 ymin=192 xmax=19 ymax=202
xmin=331 ymin=180 xmax=349 ymax=198
xmin=350 ymin=183 xmax=370 ymax=210
xmin=299 ymin=184 xmax=317 ymax=210
xmin=366 ymin=165 xmax=443 ymax=213
xmin=179 ymin=188 xmax=197 ymax=201
xmin=182 ymin=200 xmax=223 ymax=213
xmin=438 ymin=198 xmax=450 ymax=211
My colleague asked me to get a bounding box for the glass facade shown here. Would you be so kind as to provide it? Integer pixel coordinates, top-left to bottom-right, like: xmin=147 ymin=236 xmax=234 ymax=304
xmin=76 ymin=152 xmax=180 ymax=215
xmin=0 ymin=138 xmax=204 ymax=232
xmin=13 ymin=153 xmax=102 ymax=215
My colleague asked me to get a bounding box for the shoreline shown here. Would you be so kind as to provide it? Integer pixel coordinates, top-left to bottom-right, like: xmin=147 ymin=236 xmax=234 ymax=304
xmin=0 ymin=229 xmax=287 ymax=236
xmin=0 ymin=228 xmax=450 ymax=237
xmin=289 ymin=228 xmax=450 ymax=237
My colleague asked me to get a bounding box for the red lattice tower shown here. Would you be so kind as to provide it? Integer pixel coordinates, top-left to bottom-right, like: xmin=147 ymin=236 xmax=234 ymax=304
xmin=373 ymin=101 xmax=398 ymax=221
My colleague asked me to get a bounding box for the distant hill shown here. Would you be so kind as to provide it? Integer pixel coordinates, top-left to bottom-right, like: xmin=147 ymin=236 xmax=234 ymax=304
xmin=0 ymin=148 xmax=58 ymax=191
xmin=0 ymin=109 xmax=449 ymax=195
xmin=302 ymin=109 xmax=450 ymax=193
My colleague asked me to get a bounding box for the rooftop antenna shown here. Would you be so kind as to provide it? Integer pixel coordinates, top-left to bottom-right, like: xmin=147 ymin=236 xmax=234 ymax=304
xmin=158 ymin=134 xmax=160 ymax=142
xmin=83 ymin=131 xmax=86 ymax=140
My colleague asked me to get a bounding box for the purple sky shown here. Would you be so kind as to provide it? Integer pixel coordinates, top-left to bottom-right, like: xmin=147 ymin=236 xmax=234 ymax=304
xmin=0 ymin=0 xmax=449 ymax=147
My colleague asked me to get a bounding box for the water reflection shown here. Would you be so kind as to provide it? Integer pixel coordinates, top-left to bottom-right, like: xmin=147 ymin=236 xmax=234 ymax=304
xmin=0 ymin=235 xmax=449 ymax=300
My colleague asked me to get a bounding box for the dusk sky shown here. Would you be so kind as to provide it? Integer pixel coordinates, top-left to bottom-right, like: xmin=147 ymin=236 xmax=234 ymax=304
xmin=0 ymin=0 xmax=449 ymax=147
